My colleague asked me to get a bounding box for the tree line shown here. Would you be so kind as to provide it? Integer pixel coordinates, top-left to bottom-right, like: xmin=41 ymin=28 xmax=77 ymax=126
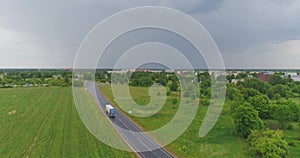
xmin=0 ymin=69 xmax=72 ymax=88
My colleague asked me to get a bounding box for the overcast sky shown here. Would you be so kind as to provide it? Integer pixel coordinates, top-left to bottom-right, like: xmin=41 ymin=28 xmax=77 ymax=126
xmin=0 ymin=0 xmax=299 ymax=69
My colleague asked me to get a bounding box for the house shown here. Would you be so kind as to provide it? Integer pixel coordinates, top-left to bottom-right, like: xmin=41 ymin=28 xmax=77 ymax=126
xmin=258 ymin=72 xmax=273 ymax=82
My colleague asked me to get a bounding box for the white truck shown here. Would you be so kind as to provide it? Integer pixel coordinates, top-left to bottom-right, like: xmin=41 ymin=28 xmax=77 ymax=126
xmin=105 ymin=104 xmax=116 ymax=118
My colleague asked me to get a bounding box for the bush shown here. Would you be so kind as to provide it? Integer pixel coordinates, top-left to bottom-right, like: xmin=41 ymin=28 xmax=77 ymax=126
xmin=166 ymin=86 xmax=171 ymax=96
xmin=273 ymin=94 xmax=281 ymax=100
xmin=200 ymin=97 xmax=210 ymax=106
xmin=247 ymin=94 xmax=270 ymax=119
xmin=286 ymin=123 xmax=293 ymax=130
xmin=265 ymin=120 xmax=280 ymax=130
xmin=232 ymin=103 xmax=265 ymax=138
xmin=288 ymin=141 xmax=297 ymax=147
xmin=248 ymin=129 xmax=289 ymax=158
xmin=171 ymin=98 xmax=178 ymax=104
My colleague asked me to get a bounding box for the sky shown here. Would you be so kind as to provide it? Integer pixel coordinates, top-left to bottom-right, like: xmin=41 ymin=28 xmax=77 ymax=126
xmin=0 ymin=0 xmax=300 ymax=69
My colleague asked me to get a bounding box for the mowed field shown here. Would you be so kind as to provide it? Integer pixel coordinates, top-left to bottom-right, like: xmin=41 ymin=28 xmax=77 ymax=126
xmin=99 ymin=85 xmax=250 ymax=158
xmin=0 ymin=87 xmax=135 ymax=158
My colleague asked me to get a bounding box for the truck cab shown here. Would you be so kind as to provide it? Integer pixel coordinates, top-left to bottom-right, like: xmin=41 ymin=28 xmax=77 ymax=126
xmin=105 ymin=104 xmax=116 ymax=118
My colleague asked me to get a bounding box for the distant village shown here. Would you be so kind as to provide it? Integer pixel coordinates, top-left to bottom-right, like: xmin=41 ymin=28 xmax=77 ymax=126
xmin=106 ymin=69 xmax=300 ymax=83
xmin=1 ymin=69 xmax=300 ymax=88
xmin=230 ymin=71 xmax=300 ymax=83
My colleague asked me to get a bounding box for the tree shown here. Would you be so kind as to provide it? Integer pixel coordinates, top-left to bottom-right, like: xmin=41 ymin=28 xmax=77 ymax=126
xmin=236 ymin=72 xmax=248 ymax=79
xmin=169 ymin=80 xmax=178 ymax=91
xmin=269 ymin=75 xmax=284 ymax=86
xmin=291 ymin=85 xmax=300 ymax=94
xmin=240 ymin=78 xmax=269 ymax=94
xmin=232 ymin=103 xmax=264 ymax=138
xmin=287 ymin=101 xmax=300 ymax=121
xmin=267 ymin=85 xmax=287 ymax=99
xmin=248 ymin=129 xmax=288 ymax=158
xmin=171 ymin=98 xmax=178 ymax=104
xmin=274 ymin=104 xmax=292 ymax=129
xmin=226 ymin=74 xmax=235 ymax=82
xmin=227 ymin=85 xmax=245 ymax=113
xmin=227 ymin=84 xmax=243 ymax=101
xmin=197 ymin=71 xmax=210 ymax=82
xmin=248 ymin=95 xmax=270 ymax=119
xmin=240 ymin=88 xmax=260 ymax=100
xmin=156 ymin=75 xmax=168 ymax=86
xmin=63 ymin=75 xmax=70 ymax=85
xmin=272 ymin=100 xmax=300 ymax=125
xmin=139 ymin=76 xmax=153 ymax=87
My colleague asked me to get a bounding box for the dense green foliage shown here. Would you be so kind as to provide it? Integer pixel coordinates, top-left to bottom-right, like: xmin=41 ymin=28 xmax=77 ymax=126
xmin=0 ymin=69 xmax=72 ymax=87
xmin=232 ymin=103 xmax=265 ymax=138
xmin=238 ymin=78 xmax=269 ymax=94
xmin=269 ymin=74 xmax=292 ymax=86
xmin=269 ymin=100 xmax=300 ymax=129
xmin=247 ymin=95 xmax=270 ymax=119
xmin=226 ymin=72 xmax=300 ymax=157
xmin=129 ymin=72 xmax=181 ymax=93
xmin=248 ymin=130 xmax=288 ymax=158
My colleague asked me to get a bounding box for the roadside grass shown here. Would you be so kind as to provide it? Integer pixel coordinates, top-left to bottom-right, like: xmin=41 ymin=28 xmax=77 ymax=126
xmin=0 ymin=87 xmax=135 ymax=158
xmin=290 ymin=97 xmax=300 ymax=104
xmin=285 ymin=97 xmax=300 ymax=157
xmin=99 ymin=85 xmax=251 ymax=158
xmin=285 ymin=123 xmax=300 ymax=157
xmin=129 ymin=86 xmax=151 ymax=106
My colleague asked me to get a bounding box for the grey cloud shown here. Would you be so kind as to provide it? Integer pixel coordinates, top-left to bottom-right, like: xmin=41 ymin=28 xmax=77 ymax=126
xmin=0 ymin=0 xmax=300 ymax=68
xmin=157 ymin=0 xmax=223 ymax=14
xmin=194 ymin=0 xmax=300 ymax=55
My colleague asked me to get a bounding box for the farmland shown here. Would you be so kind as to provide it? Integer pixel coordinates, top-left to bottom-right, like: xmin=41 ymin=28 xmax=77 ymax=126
xmin=0 ymin=87 xmax=134 ymax=158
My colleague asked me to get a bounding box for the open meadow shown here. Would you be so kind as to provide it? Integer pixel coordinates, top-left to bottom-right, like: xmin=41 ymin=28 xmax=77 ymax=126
xmin=0 ymin=87 xmax=135 ymax=158
xmin=99 ymin=84 xmax=300 ymax=158
xmin=99 ymin=85 xmax=249 ymax=158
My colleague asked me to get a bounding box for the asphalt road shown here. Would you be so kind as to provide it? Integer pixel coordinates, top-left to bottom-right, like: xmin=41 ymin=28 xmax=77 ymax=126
xmin=86 ymin=81 xmax=175 ymax=158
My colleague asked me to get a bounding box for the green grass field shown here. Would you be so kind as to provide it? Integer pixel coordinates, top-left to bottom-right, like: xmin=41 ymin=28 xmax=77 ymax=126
xmin=287 ymin=97 xmax=300 ymax=156
xmin=0 ymin=87 xmax=135 ymax=158
xmin=99 ymin=85 xmax=300 ymax=158
xmin=1 ymin=86 xmax=298 ymax=158
xmin=99 ymin=85 xmax=250 ymax=158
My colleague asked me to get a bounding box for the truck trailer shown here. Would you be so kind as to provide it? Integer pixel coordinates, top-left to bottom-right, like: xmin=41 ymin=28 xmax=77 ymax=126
xmin=105 ymin=104 xmax=116 ymax=118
